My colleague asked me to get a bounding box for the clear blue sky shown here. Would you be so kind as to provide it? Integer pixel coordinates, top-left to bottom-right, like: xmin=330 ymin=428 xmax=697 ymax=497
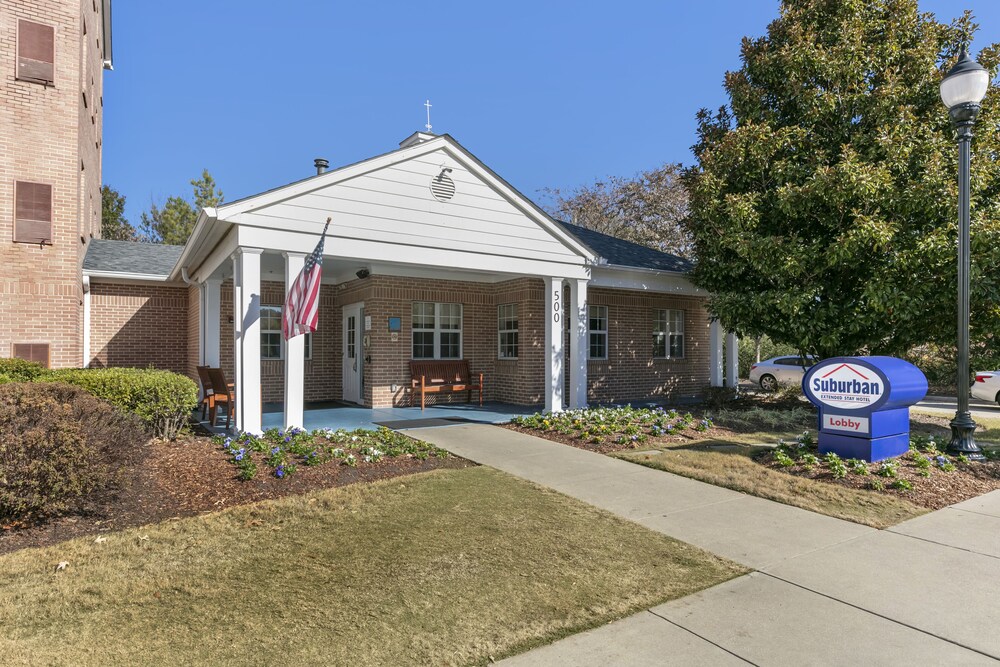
xmin=103 ymin=1 xmax=1000 ymax=227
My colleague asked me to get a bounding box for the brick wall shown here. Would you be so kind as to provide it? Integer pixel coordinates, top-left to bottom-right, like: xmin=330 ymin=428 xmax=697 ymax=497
xmin=88 ymin=282 xmax=189 ymax=375
xmin=0 ymin=0 xmax=107 ymax=368
xmin=209 ymin=274 xmax=712 ymax=409
xmin=186 ymin=282 xmax=200 ymax=380
xmin=585 ymin=287 xmax=710 ymax=404
xmin=218 ymin=279 xmax=340 ymax=404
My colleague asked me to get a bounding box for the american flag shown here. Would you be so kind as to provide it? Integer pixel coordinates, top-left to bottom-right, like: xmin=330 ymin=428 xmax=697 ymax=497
xmin=283 ymin=217 xmax=330 ymax=340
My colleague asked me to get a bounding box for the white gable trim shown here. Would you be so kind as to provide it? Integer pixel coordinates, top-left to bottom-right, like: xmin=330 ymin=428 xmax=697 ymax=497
xmin=212 ymin=135 xmax=596 ymax=261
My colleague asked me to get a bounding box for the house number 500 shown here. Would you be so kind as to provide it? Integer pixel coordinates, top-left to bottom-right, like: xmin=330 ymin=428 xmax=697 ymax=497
xmin=552 ymin=289 xmax=561 ymax=323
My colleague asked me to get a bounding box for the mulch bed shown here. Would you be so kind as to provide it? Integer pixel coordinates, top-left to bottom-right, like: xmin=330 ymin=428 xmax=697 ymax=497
xmin=0 ymin=434 xmax=472 ymax=556
xmin=502 ymin=422 xmax=738 ymax=455
xmin=507 ymin=410 xmax=1000 ymax=512
xmin=755 ymin=450 xmax=1000 ymax=510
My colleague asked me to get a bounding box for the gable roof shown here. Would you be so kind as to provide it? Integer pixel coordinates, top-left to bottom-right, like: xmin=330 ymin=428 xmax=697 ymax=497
xmin=206 ymin=133 xmax=596 ymax=261
xmin=83 ymin=239 xmax=185 ymax=278
xmin=555 ymin=221 xmax=694 ymax=273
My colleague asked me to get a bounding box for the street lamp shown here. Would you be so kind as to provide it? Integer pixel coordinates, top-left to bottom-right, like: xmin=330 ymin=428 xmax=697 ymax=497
xmin=940 ymin=45 xmax=990 ymax=461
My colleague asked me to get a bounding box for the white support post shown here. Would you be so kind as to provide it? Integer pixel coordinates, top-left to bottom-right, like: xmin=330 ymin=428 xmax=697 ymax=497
xmin=709 ymin=319 xmax=723 ymax=387
xmin=203 ymin=278 xmax=222 ymax=368
xmin=544 ymin=276 xmax=565 ymax=413
xmin=568 ymin=278 xmax=588 ymax=409
xmin=726 ymin=331 xmax=739 ymax=388
xmin=283 ymin=252 xmax=306 ymax=430
xmin=82 ymin=276 xmax=91 ymax=367
xmin=233 ymin=248 xmax=263 ymax=434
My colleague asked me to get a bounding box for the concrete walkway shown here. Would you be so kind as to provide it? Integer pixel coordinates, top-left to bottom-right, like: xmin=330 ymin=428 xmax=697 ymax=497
xmin=407 ymin=424 xmax=1000 ymax=665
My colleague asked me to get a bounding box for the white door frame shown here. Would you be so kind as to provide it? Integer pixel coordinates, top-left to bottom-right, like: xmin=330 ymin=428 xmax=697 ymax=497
xmin=342 ymin=302 xmax=363 ymax=405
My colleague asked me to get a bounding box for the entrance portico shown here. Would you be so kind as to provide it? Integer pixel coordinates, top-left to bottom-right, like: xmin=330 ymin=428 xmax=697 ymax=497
xmin=156 ymin=132 xmax=714 ymax=435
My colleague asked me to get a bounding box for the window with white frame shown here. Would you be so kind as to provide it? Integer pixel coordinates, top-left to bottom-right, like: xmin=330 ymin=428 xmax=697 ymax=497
xmin=261 ymin=305 xmax=311 ymax=360
xmin=498 ymin=303 xmax=518 ymax=359
xmin=412 ymin=302 xmax=463 ymax=359
xmin=588 ymin=305 xmax=608 ymax=360
xmin=653 ymin=309 xmax=684 ymax=359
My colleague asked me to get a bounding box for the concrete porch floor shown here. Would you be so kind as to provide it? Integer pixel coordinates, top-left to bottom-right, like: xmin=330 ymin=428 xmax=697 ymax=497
xmin=199 ymin=400 xmax=541 ymax=434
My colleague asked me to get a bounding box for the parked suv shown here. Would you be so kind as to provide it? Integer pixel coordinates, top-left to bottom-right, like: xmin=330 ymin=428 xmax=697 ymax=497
xmin=749 ymin=355 xmax=817 ymax=392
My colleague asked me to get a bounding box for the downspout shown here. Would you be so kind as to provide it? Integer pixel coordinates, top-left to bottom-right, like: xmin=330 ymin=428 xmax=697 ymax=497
xmin=82 ymin=275 xmax=91 ymax=368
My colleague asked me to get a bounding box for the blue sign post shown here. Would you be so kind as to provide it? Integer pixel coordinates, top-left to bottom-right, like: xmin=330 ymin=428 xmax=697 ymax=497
xmin=801 ymin=356 xmax=928 ymax=462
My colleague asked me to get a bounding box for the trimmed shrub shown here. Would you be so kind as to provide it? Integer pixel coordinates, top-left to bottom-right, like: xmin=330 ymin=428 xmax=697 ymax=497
xmin=0 ymin=358 xmax=47 ymax=383
xmin=42 ymin=368 xmax=198 ymax=439
xmin=0 ymin=383 xmax=147 ymax=522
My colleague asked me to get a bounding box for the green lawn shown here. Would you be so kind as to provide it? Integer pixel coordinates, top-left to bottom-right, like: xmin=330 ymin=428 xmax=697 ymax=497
xmin=0 ymin=467 xmax=745 ymax=666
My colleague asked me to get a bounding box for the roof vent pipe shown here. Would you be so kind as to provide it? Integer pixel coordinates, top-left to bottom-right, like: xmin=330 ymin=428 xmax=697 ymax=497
xmin=314 ymin=158 xmax=329 ymax=175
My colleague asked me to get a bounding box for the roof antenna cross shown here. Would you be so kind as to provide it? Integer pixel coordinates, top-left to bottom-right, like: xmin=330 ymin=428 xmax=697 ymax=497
xmin=424 ymin=99 xmax=433 ymax=132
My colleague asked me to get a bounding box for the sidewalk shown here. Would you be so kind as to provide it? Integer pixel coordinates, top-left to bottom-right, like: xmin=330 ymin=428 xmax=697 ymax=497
xmin=407 ymin=424 xmax=1000 ymax=665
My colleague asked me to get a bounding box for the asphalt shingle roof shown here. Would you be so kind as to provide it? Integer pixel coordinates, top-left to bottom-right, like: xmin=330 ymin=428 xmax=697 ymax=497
xmin=555 ymin=221 xmax=694 ymax=273
xmin=83 ymin=239 xmax=184 ymax=277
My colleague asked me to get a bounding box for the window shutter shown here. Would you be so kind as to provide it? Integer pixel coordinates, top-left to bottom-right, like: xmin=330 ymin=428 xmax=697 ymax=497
xmin=14 ymin=181 xmax=53 ymax=244
xmin=12 ymin=343 xmax=50 ymax=368
xmin=17 ymin=20 xmax=55 ymax=85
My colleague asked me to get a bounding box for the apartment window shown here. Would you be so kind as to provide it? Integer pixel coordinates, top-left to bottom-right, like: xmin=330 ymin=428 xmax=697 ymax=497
xmin=14 ymin=181 xmax=53 ymax=244
xmin=16 ymin=20 xmax=55 ymax=85
xmin=498 ymin=304 xmax=518 ymax=359
xmin=260 ymin=305 xmax=311 ymax=360
xmin=653 ymin=309 xmax=685 ymax=359
xmin=412 ymin=302 xmax=462 ymax=359
xmin=588 ymin=305 xmax=608 ymax=360
xmin=12 ymin=343 xmax=49 ymax=368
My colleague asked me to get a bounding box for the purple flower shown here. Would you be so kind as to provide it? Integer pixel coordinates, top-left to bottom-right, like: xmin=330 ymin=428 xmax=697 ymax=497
xmin=235 ymin=452 xmax=244 ymax=461
xmin=275 ymin=465 xmax=285 ymax=478
xmin=271 ymin=447 xmax=281 ymax=455
xmin=284 ymin=436 xmax=291 ymax=443
xmin=631 ymin=435 xmax=638 ymax=441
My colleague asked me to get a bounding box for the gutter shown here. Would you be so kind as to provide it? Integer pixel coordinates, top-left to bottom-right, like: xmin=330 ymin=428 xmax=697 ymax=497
xmin=83 ymin=270 xmax=172 ymax=282
xmin=168 ymin=207 xmax=216 ymax=282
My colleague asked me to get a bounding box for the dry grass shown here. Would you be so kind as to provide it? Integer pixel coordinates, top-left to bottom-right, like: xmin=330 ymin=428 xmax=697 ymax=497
xmin=912 ymin=411 xmax=1000 ymax=446
xmin=0 ymin=467 xmax=744 ymax=666
xmin=618 ymin=447 xmax=928 ymax=529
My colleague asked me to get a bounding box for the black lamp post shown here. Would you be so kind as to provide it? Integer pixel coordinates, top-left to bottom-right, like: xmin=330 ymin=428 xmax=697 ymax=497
xmin=940 ymin=45 xmax=990 ymax=461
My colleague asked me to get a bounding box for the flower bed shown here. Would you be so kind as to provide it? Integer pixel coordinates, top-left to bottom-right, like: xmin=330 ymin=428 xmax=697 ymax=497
xmin=213 ymin=426 xmax=450 ymax=481
xmin=758 ymin=432 xmax=1000 ymax=508
xmin=508 ymin=406 xmax=716 ymax=453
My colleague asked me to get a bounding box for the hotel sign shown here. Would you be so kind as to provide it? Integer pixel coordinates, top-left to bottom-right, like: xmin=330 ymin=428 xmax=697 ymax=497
xmin=802 ymin=357 xmax=927 ymax=462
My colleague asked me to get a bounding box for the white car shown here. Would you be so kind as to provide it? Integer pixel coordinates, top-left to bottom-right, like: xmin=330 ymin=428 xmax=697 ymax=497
xmin=971 ymin=371 xmax=1000 ymax=405
xmin=749 ymin=355 xmax=817 ymax=392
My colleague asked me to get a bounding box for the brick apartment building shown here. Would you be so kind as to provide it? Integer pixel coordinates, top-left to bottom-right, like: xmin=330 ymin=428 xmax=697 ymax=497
xmin=3 ymin=1 xmax=739 ymax=433
xmin=1 ymin=0 xmax=112 ymax=368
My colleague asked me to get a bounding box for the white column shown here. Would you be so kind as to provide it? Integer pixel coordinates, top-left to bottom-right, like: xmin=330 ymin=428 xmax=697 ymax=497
xmin=544 ymin=276 xmax=565 ymax=413
xmin=709 ymin=319 xmax=723 ymax=387
xmin=203 ymin=278 xmax=222 ymax=368
xmin=82 ymin=276 xmax=91 ymax=367
xmin=726 ymin=331 xmax=739 ymax=388
xmin=283 ymin=252 xmax=306 ymax=430
xmin=568 ymin=278 xmax=588 ymax=409
xmin=233 ymin=248 xmax=263 ymax=434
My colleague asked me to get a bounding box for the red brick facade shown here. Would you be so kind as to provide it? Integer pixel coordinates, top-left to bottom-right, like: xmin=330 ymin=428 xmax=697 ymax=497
xmin=86 ymin=271 xmax=711 ymax=409
xmin=1 ymin=0 xmax=107 ymax=368
xmin=200 ymin=274 xmax=712 ymax=408
xmin=88 ymin=282 xmax=189 ymax=375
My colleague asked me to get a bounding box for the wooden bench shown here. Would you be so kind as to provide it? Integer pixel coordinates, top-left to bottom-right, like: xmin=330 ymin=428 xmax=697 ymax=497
xmin=409 ymin=360 xmax=483 ymax=410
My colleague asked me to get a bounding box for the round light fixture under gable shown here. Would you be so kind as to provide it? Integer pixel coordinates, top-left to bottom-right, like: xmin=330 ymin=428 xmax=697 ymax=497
xmin=431 ymin=167 xmax=456 ymax=202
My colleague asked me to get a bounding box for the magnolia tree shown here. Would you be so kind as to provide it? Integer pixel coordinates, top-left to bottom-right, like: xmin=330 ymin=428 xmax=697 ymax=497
xmin=544 ymin=163 xmax=692 ymax=258
xmin=684 ymin=0 xmax=1000 ymax=366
